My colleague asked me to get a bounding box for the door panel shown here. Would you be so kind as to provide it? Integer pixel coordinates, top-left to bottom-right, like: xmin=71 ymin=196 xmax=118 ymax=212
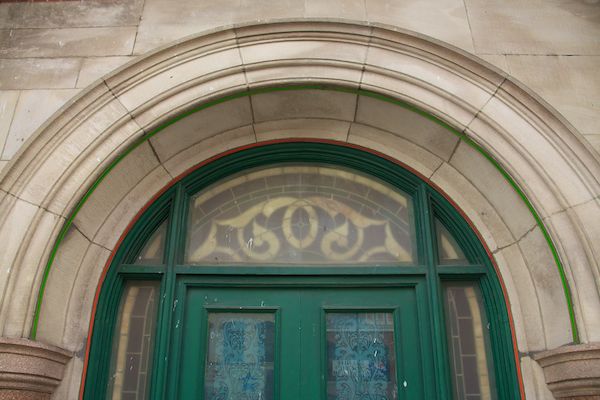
xmin=174 ymin=283 xmax=426 ymax=400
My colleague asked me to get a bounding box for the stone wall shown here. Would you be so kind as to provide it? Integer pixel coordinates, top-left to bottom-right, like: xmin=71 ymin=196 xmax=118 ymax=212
xmin=0 ymin=2 xmax=599 ymax=400
xmin=0 ymin=0 xmax=599 ymax=175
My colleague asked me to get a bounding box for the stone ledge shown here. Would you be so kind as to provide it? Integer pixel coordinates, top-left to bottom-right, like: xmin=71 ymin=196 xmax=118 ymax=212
xmin=535 ymin=343 xmax=600 ymax=399
xmin=0 ymin=338 xmax=71 ymax=400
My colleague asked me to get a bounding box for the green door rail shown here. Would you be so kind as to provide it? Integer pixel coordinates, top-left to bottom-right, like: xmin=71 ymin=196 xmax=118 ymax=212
xmin=29 ymin=84 xmax=579 ymax=343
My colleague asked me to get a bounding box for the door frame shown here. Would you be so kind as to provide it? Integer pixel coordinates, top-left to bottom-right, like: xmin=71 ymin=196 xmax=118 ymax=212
xmin=83 ymin=142 xmax=521 ymax=400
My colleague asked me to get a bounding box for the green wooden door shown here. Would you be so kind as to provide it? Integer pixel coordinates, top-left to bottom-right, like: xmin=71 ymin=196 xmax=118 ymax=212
xmin=171 ymin=278 xmax=430 ymax=400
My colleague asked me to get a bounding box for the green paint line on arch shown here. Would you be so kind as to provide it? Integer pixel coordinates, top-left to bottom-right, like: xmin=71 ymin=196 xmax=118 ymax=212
xmin=29 ymin=84 xmax=579 ymax=343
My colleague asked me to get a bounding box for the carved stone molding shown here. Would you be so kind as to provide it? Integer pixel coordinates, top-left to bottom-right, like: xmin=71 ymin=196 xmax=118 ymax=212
xmin=0 ymin=338 xmax=71 ymax=399
xmin=535 ymin=343 xmax=600 ymax=399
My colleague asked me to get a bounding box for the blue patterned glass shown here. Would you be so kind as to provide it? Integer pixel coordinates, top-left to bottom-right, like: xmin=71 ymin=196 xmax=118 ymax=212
xmin=204 ymin=313 xmax=275 ymax=400
xmin=326 ymin=312 xmax=398 ymax=400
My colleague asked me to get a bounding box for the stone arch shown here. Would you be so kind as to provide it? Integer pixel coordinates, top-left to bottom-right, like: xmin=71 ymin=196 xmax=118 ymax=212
xmin=0 ymin=20 xmax=599 ymax=398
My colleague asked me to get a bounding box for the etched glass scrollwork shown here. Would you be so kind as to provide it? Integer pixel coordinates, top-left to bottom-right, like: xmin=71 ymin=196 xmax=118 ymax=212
xmin=204 ymin=313 xmax=275 ymax=400
xmin=186 ymin=166 xmax=415 ymax=265
xmin=326 ymin=312 xmax=398 ymax=400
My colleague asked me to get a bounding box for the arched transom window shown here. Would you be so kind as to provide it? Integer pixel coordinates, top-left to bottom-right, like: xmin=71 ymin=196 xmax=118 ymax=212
xmin=85 ymin=143 xmax=520 ymax=400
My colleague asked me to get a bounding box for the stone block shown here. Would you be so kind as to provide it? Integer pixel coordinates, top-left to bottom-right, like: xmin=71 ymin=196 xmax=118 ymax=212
xmin=73 ymin=141 xmax=160 ymax=243
xmin=238 ymin=37 xmax=368 ymax=67
xmin=63 ymin=244 xmax=111 ymax=351
xmin=36 ymin=226 xmax=90 ymax=347
xmin=583 ymin=134 xmax=600 ymax=156
xmin=93 ymin=165 xmax=172 ymax=250
xmin=366 ymin=0 xmax=474 ymax=52
xmin=112 ymin=46 xmax=242 ymax=113
xmin=483 ymin=83 xmax=597 ymax=208
xmin=0 ymin=196 xmax=38 ymax=328
xmin=355 ymin=95 xmax=460 ymax=161
xmin=162 ymin=125 xmax=256 ymax=178
xmin=520 ymin=356 xmax=555 ymax=400
xmin=1 ymin=208 xmax=63 ymax=338
xmin=0 ymin=0 xmax=143 ymax=29
xmin=305 ymin=0 xmax=366 ymax=19
xmin=133 ymin=24 xmax=211 ymax=55
xmin=244 ymin=63 xmax=363 ymax=89
xmin=0 ymin=58 xmax=81 ymax=90
xmin=0 ymin=27 xmax=136 ymax=58
xmin=129 ymin=74 xmax=247 ymax=132
xmin=478 ymin=54 xmax=509 ymax=73
xmin=57 ymin=356 xmax=83 ymax=400
xmin=517 ymin=227 xmax=573 ymax=349
xmin=506 ymin=55 xmax=600 ymax=136
xmin=135 ymin=0 xmax=305 ymax=53
xmin=347 ymin=123 xmax=443 ymax=179
xmin=545 ymin=208 xmax=600 ymax=343
xmin=251 ymin=90 xmax=357 ymax=123
xmin=149 ymin=97 xmax=253 ymax=162
xmin=139 ymin=0 xmax=236 ymax=26
xmin=10 ymin=89 xmax=144 ymax=216
xmin=254 ymin=118 xmax=350 ymax=142
xmin=466 ymin=113 xmax=566 ymax=218
xmin=1 ymin=89 xmax=80 ymax=160
xmin=360 ymin=68 xmax=481 ymax=133
xmin=466 ymin=0 xmax=600 ymax=55
xmin=76 ymin=56 xmax=134 ymax=89
xmin=495 ymin=243 xmax=546 ymax=352
xmin=430 ymin=162 xmax=515 ymax=251
xmin=0 ymin=91 xmax=19 ymax=157
xmin=449 ymin=141 xmax=537 ymax=240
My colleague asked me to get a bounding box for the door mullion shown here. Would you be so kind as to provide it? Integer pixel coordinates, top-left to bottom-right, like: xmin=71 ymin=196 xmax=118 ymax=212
xmin=153 ymin=185 xmax=186 ymax=400
xmin=417 ymin=184 xmax=452 ymax=400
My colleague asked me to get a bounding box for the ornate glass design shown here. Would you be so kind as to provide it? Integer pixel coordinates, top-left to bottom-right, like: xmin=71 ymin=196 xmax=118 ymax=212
xmin=186 ymin=166 xmax=415 ymax=265
xmin=134 ymin=220 xmax=167 ymax=265
xmin=444 ymin=284 xmax=496 ymax=400
xmin=107 ymin=281 xmax=160 ymax=400
xmin=436 ymin=218 xmax=468 ymax=265
xmin=326 ymin=312 xmax=398 ymax=400
xmin=204 ymin=313 xmax=275 ymax=400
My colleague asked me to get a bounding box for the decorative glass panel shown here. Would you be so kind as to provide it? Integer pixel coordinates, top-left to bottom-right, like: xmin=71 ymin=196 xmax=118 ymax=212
xmin=186 ymin=165 xmax=415 ymax=265
xmin=436 ymin=218 xmax=468 ymax=265
xmin=443 ymin=284 xmax=496 ymax=400
xmin=108 ymin=281 xmax=160 ymax=400
xmin=134 ymin=220 xmax=167 ymax=265
xmin=326 ymin=312 xmax=398 ymax=400
xmin=205 ymin=313 xmax=275 ymax=400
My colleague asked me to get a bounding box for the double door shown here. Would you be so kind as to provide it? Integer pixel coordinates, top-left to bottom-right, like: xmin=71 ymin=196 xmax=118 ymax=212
xmin=169 ymin=278 xmax=432 ymax=399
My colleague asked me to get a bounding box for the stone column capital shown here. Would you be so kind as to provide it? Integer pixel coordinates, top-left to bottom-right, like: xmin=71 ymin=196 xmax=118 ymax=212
xmin=535 ymin=342 xmax=600 ymax=399
xmin=0 ymin=337 xmax=72 ymax=399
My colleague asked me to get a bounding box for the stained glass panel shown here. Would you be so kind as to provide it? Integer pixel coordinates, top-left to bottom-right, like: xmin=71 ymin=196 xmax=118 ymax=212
xmin=326 ymin=312 xmax=398 ymax=400
xmin=204 ymin=313 xmax=275 ymax=400
xmin=108 ymin=281 xmax=160 ymax=400
xmin=436 ymin=218 xmax=468 ymax=265
xmin=186 ymin=166 xmax=415 ymax=265
xmin=134 ymin=220 xmax=167 ymax=265
xmin=443 ymin=284 xmax=496 ymax=400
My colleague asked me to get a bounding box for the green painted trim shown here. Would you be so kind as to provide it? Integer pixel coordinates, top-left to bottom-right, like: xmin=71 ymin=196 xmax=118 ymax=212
xmin=30 ymin=84 xmax=578 ymax=344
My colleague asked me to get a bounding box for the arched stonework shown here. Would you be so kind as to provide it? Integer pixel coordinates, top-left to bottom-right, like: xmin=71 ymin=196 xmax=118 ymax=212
xmin=0 ymin=21 xmax=599 ymax=399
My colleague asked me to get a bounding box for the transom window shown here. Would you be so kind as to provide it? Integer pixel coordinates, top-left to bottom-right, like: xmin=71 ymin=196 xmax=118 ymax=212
xmin=84 ymin=143 xmax=520 ymax=400
xmin=186 ymin=165 xmax=415 ymax=264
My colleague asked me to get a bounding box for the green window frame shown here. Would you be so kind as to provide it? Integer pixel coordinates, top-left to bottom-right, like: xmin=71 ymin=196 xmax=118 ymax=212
xmin=83 ymin=142 xmax=521 ymax=400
